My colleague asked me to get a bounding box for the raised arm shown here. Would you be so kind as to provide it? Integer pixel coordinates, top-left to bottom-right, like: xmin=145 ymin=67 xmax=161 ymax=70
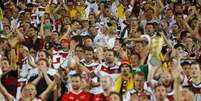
xmin=130 ymin=0 xmax=135 ymax=6
xmin=147 ymin=66 xmax=160 ymax=83
xmin=28 ymin=55 xmax=38 ymax=68
xmin=63 ymin=2 xmax=69 ymax=12
xmin=183 ymin=18 xmax=196 ymax=36
xmin=172 ymin=59 xmax=183 ymax=101
xmin=59 ymin=25 xmax=71 ymax=41
xmin=160 ymin=32 xmax=174 ymax=50
xmin=10 ymin=49 xmax=17 ymax=70
xmin=0 ymin=81 xmax=14 ymax=101
xmin=115 ymin=0 xmax=120 ymax=6
xmin=156 ymin=0 xmax=164 ymax=9
xmin=16 ymin=28 xmax=25 ymax=42
xmin=53 ymin=4 xmax=61 ymax=14
xmin=39 ymin=16 xmax=45 ymax=39
xmin=156 ymin=0 xmax=165 ymax=15
xmin=40 ymin=67 xmax=53 ymax=85
xmin=183 ymin=18 xmax=201 ymax=41
xmin=30 ymin=71 xmax=43 ymax=86
xmin=40 ymin=80 xmax=56 ymax=100
xmin=8 ymin=33 xmax=19 ymax=49
xmin=193 ymin=18 xmax=201 ymax=40
xmin=52 ymin=73 xmax=62 ymax=101
xmin=173 ymin=71 xmax=181 ymax=101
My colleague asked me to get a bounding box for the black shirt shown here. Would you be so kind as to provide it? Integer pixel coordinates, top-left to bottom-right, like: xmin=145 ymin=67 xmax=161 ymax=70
xmin=28 ymin=74 xmax=54 ymax=101
xmin=1 ymin=70 xmax=18 ymax=97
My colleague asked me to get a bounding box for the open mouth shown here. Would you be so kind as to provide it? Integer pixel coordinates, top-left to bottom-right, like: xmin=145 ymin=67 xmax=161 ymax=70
xmin=164 ymin=80 xmax=169 ymax=85
xmin=29 ymin=93 xmax=32 ymax=96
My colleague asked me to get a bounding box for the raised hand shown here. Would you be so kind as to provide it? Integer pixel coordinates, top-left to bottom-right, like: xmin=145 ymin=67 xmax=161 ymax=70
xmin=119 ymin=48 xmax=128 ymax=60
xmin=8 ymin=35 xmax=19 ymax=49
xmin=40 ymin=67 xmax=48 ymax=75
xmin=69 ymin=40 xmax=78 ymax=51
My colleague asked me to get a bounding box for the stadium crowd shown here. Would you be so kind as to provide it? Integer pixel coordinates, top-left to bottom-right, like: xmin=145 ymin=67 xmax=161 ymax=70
xmin=0 ymin=0 xmax=201 ymax=101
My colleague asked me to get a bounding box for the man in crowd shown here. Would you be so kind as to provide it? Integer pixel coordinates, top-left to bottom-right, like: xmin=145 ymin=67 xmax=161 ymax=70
xmin=93 ymin=76 xmax=113 ymax=101
xmin=62 ymin=73 xmax=93 ymax=101
xmin=0 ymin=0 xmax=200 ymax=101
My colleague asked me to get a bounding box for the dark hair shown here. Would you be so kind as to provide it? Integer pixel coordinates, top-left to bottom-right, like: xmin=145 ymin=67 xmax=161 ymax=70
xmin=109 ymin=92 xmax=122 ymax=101
xmin=29 ymin=26 xmax=38 ymax=32
xmin=131 ymin=52 xmax=141 ymax=60
xmin=38 ymin=58 xmax=49 ymax=67
xmin=135 ymin=71 xmax=145 ymax=76
xmin=38 ymin=49 xmax=49 ymax=58
xmin=71 ymin=35 xmax=83 ymax=45
xmin=119 ymin=63 xmax=131 ymax=73
xmin=191 ymin=61 xmax=201 ymax=68
xmin=188 ymin=17 xmax=198 ymax=26
xmin=134 ymin=71 xmax=145 ymax=80
xmin=181 ymin=61 xmax=190 ymax=66
xmin=106 ymin=49 xmax=117 ymax=56
xmin=83 ymin=46 xmax=94 ymax=53
xmin=104 ymin=5 xmax=109 ymax=9
xmin=174 ymin=3 xmax=182 ymax=8
xmin=180 ymin=31 xmax=190 ymax=40
xmin=3 ymin=24 xmax=10 ymax=29
xmin=145 ymin=23 xmax=154 ymax=27
xmin=83 ymin=35 xmax=93 ymax=42
xmin=116 ymin=38 xmax=124 ymax=45
xmin=175 ymin=13 xmax=183 ymax=17
xmin=154 ymin=83 xmax=166 ymax=90
xmin=167 ymin=8 xmax=173 ymax=12
xmin=52 ymin=30 xmax=59 ymax=34
xmin=161 ymin=45 xmax=169 ymax=55
xmin=71 ymin=73 xmax=81 ymax=79
xmin=71 ymin=20 xmax=80 ymax=25
xmin=75 ymin=44 xmax=84 ymax=50
xmin=174 ymin=43 xmax=185 ymax=49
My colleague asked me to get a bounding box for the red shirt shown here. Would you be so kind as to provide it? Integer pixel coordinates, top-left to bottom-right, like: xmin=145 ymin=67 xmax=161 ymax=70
xmin=93 ymin=93 xmax=110 ymax=101
xmin=62 ymin=90 xmax=92 ymax=101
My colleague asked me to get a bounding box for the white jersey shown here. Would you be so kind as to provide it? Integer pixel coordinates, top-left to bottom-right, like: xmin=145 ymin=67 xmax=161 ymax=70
xmin=80 ymin=59 xmax=102 ymax=94
xmin=124 ymin=82 xmax=155 ymax=101
xmin=189 ymin=82 xmax=201 ymax=101
xmin=94 ymin=62 xmax=120 ymax=84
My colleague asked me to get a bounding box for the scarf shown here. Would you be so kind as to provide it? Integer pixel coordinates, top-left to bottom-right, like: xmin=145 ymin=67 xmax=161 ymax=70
xmin=115 ymin=73 xmax=133 ymax=94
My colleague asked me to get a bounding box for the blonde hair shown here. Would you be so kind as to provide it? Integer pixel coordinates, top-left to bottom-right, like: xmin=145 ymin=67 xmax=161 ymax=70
xmin=181 ymin=88 xmax=195 ymax=101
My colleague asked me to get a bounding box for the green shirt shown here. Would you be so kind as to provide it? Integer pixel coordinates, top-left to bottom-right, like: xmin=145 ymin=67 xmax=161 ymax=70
xmin=131 ymin=64 xmax=149 ymax=80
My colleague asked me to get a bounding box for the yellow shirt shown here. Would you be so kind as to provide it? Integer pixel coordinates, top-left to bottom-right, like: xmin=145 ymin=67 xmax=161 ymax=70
xmin=76 ymin=6 xmax=84 ymax=17
xmin=115 ymin=74 xmax=134 ymax=94
xmin=69 ymin=5 xmax=85 ymax=17
xmin=70 ymin=8 xmax=77 ymax=17
xmin=45 ymin=4 xmax=50 ymax=14
xmin=117 ymin=4 xmax=125 ymax=21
